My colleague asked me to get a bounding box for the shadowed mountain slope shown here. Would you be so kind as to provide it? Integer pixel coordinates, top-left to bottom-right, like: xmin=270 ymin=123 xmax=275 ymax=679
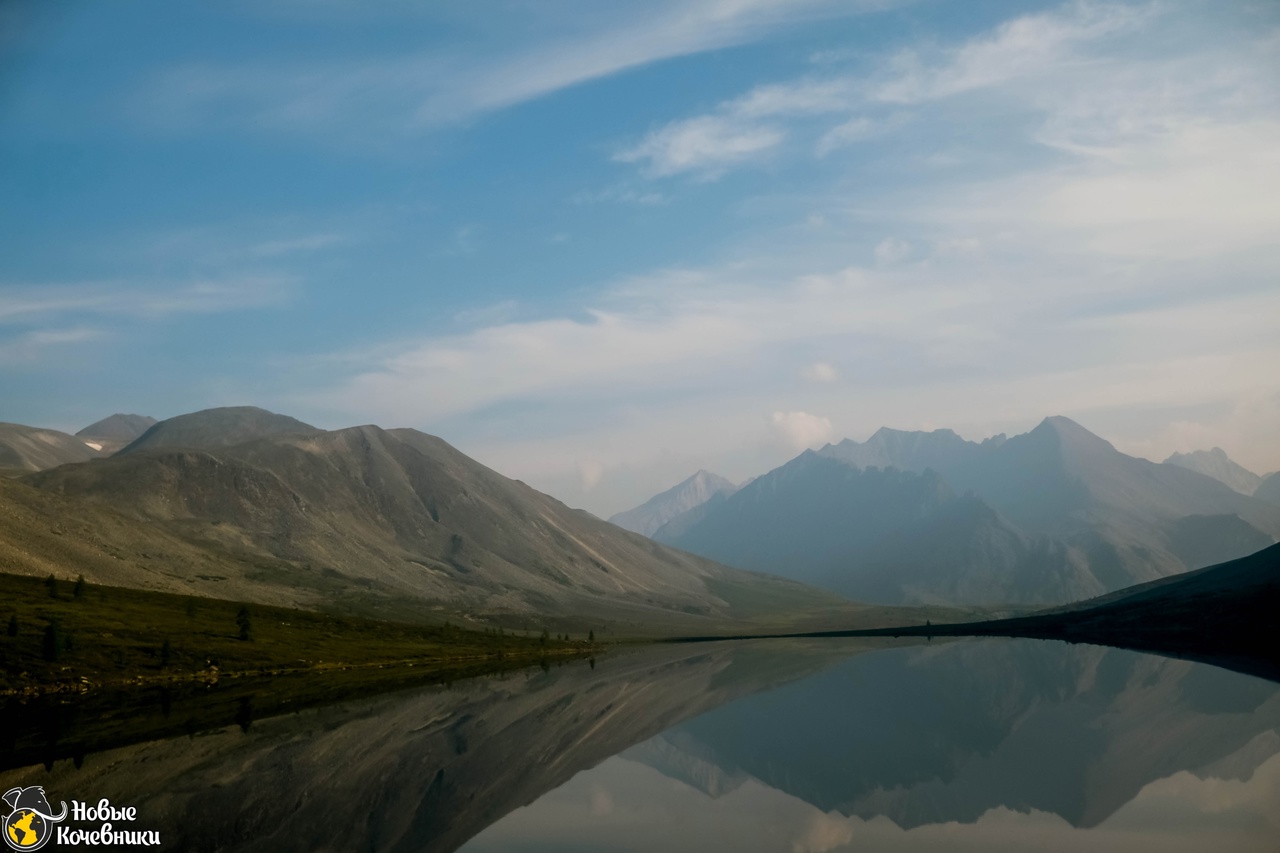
xmin=609 ymin=470 xmax=738 ymax=536
xmin=22 ymin=413 xmax=882 ymax=632
xmin=0 ymin=422 xmax=99 ymax=474
xmin=1164 ymin=447 xmax=1263 ymax=495
xmin=1255 ymin=472 xmax=1280 ymax=507
xmin=119 ymin=406 xmax=321 ymax=455
xmin=896 ymin=542 xmax=1280 ymax=681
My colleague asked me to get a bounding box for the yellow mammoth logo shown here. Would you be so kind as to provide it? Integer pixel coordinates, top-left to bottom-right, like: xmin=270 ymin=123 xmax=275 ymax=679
xmin=2 ymin=788 xmax=66 ymax=851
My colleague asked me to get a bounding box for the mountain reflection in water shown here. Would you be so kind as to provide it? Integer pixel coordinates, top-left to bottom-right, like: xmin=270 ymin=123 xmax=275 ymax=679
xmin=3 ymin=638 xmax=1278 ymax=852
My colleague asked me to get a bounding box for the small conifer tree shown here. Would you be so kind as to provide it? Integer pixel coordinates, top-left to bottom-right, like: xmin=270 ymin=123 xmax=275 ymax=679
xmin=42 ymin=621 xmax=63 ymax=662
xmin=236 ymin=607 xmax=252 ymax=641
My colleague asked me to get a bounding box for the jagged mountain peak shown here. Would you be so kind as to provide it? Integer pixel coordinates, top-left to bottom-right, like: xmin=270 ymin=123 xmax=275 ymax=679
xmin=1163 ymin=447 xmax=1262 ymax=496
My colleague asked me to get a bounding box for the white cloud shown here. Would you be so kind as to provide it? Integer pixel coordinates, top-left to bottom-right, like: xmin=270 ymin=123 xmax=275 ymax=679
xmin=578 ymin=459 xmax=606 ymax=492
xmin=803 ymin=362 xmax=839 ymax=383
xmin=873 ymin=237 xmax=911 ymax=266
xmin=870 ymin=1 xmax=1149 ymax=104
xmin=815 ymin=116 xmax=876 ymax=156
xmin=615 ymin=116 xmax=786 ymax=179
xmin=770 ymin=410 xmax=834 ymax=451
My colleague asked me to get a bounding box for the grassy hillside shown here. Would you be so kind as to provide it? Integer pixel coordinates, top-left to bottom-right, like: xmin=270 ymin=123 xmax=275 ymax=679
xmin=0 ymin=572 xmax=591 ymax=696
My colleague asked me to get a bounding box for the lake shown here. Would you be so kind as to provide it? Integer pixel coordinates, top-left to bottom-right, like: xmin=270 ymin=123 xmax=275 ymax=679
xmin=2 ymin=638 xmax=1277 ymax=851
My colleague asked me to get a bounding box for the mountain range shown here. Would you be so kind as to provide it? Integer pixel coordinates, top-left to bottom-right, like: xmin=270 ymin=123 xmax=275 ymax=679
xmin=642 ymin=417 xmax=1280 ymax=607
xmin=3 ymin=406 xmax=902 ymax=635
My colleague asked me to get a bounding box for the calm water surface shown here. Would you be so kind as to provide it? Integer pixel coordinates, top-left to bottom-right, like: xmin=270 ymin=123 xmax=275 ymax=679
xmin=2 ymin=638 xmax=1277 ymax=852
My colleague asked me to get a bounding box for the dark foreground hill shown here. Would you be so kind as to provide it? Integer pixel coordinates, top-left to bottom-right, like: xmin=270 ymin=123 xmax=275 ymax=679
xmin=15 ymin=407 xmax=938 ymax=635
xmin=839 ymin=542 xmax=1280 ymax=682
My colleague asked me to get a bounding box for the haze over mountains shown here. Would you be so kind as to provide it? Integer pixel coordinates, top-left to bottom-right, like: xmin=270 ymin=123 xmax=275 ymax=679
xmin=1164 ymin=447 xmax=1265 ymax=496
xmin=609 ymin=470 xmax=739 ymax=537
xmin=3 ymin=406 xmax=875 ymax=634
xmin=635 ymin=417 xmax=1280 ymax=607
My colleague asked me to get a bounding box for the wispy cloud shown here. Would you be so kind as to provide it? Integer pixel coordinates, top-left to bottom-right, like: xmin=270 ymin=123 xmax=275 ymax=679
xmin=868 ymin=1 xmax=1150 ymax=104
xmin=136 ymin=0 xmax=889 ymax=141
xmin=615 ymin=116 xmax=786 ymax=180
xmin=0 ymin=327 xmax=106 ymax=366
xmin=0 ymin=277 xmax=293 ymax=324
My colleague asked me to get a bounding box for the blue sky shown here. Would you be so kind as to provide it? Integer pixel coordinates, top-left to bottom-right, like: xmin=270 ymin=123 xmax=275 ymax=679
xmin=2 ymin=0 xmax=1278 ymax=514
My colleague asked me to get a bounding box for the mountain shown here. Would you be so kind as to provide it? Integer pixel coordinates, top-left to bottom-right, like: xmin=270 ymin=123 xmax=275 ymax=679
xmin=818 ymin=426 xmax=1000 ymax=478
xmin=75 ymin=413 xmax=157 ymax=454
xmin=119 ymin=406 xmax=321 ymax=454
xmin=1255 ymin=472 xmax=1280 ymax=507
xmin=657 ymin=451 xmax=1101 ymax=606
xmin=660 ymin=416 xmax=1280 ymax=606
xmin=1164 ymin=447 xmax=1262 ymax=495
xmin=20 ymin=409 xmax=873 ymax=633
xmin=610 ymin=470 xmax=738 ymax=536
xmin=0 ymin=422 xmax=100 ymax=474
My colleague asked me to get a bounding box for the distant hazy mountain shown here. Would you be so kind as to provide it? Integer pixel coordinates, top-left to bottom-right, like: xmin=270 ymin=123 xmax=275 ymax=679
xmin=1163 ymin=447 xmax=1262 ymax=495
xmin=21 ymin=409 xmax=853 ymax=632
xmin=0 ymin=422 xmax=100 ymax=473
xmin=1254 ymin=472 xmax=1280 ymax=507
xmin=660 ymin=416 xmax=1280 ymax=606
xmin=75 ymin=413 xmax=157 ymax=454
xmin=818 ymin=426 xmax=1003 ymax=479
xmin=610 ymin=470 xmax=738 ymax=536
xmin=119 ymin=406 xmax=320 ymax=454
xmin=657 ymin=451 xmax=1101 ymax=606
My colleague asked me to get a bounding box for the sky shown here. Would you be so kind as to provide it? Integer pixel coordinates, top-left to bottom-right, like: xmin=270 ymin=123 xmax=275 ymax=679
xmin=1 ymin=0 xmax=1278 ymax=516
